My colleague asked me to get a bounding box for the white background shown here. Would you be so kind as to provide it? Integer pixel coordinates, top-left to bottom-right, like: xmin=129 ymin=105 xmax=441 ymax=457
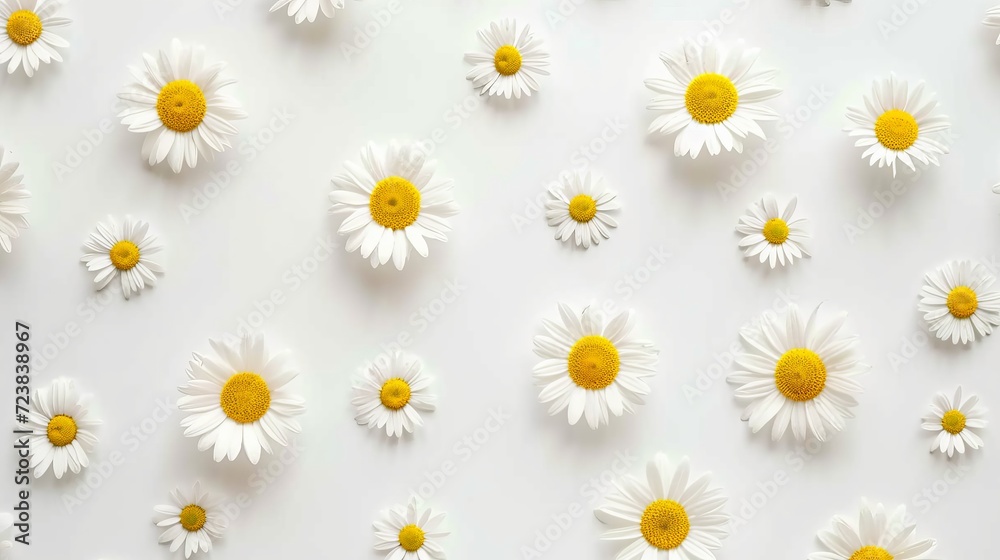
xmin=2 ymin=0 xmax=999 ymax=558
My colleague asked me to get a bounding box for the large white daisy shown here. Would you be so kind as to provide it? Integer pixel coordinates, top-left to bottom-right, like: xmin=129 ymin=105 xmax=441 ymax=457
xmin=594 ymin=454 xmax=729 ymax=560
xmin=352 ymin=351 xmax=436 ymax=438
xmin=118 ymin=38 xmax=247 ymax=173
xmin=918 ymin=260 xmax=1000 ymax=345
xmin=534 ymin=303 xmax=658 ymax=429
xmin=26 ymin=377 xmax=100 ymax=479
xmin=809 ymin=501 xmax=936 ymax=560
xmin=922 ymin=386 xmax=987 ymax=457
xmin=0 ymin=146 xmax=29 ymax=253
xmin=153 ymin=482 xmax=227 ymax=559
xmin=735 ymin=194 xmax=810 ymax=268
xmin=373 ymin=497 xmax=448 ymax=560
xmin=646 ymin=40 xmax=781 ymax=158
xmin=0 ymin=0 xmax=69 ymax=77
xmin=270 ymin=0 xmax=344 ymax=23
xmin=727 ymin=303 xmax=868 ymax=441
xmin=845 ymin=74 xmax=950 ymax=176
xmin=545 ymin=171 xmax=620 ymax=249
xmin=330 ymin=141 xmax=459 ymax=270
xmin=464 ymin=18 xmax=549 ymax=99
xmin=80 ymin=215 xmax=163 ymax=300
xmin=985 ymin=6 xmax=1000 ymax=44
xmin=178 ymin=334 xmax=305 ymax=464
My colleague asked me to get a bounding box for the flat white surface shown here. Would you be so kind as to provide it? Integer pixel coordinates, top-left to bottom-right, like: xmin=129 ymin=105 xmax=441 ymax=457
xmin=2 ymin=0 xmax=999 ymax=559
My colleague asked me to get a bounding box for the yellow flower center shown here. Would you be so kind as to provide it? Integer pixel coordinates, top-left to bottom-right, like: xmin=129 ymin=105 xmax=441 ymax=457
xmin=946 ymin=286 xmax=978 ymax=319
xmin=941 ymin=409 xmax=966 ymax=435
xmin=156 ymin=79 xmax=208 ymax=133
xmin=849 ymin=546 xmax=894 ymax=560
xmin=397 ymin=524 xmax=425 ymax=551
xmin=6 ymin=10 xmax=42 ymax=46
xmin=493 ymin=45 xmax=522 ymax=76
xmin=568 ymin=194 xmax=597 ymax=223
xmin=640 ymin=499 xmax=690 ymax=550
xmin=874 ymin=109 xmax=918 ymax=151
xmin=369 ymin=176 xmax=421 ymax=230
xmin=685 ymin=73 xmax=739 ymax=124
xmin=567 ymin=335 xmax=620 ymax=390
xmin=762 ymin=218 xmax=789 ymax=244
xmin=109 ymin=240 xmax=141 ymax=270
xmin=179 ymin=504 xmax=207 ymax=532
xmin=774 ymin=348 xmax=827 ymax=402
xmin=46 ymin=415 xmax=77 ymax=447
xmin=219 ymin=372 xmax=271 ymax=424
xmin=380 ymin=378 xmax=412 ymax=410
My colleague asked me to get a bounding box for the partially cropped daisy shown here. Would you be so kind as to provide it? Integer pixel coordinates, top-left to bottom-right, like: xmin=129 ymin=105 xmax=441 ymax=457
xmin=727 ymin=303 xmax=868 ymax=441
xmin=0 ymin=0 xmax=69 ymax=77
xmin=985 ymin=6 xmax=1000 ymax=44
xmin=270 ymin=0 xmax=344 ymax=23
xmin=178 ymin=334 xmax=305 ymax=464
xmin=646 ymin=40 xmax=781 ymax=158
xmin=352 ymin=351 xmax=436 ymax=438
xmin=26 ymin=378 xmax=100 ymax=479
xmin=374 ymin=497 xmax=448 ymax=560
xmin=845 ymin=74 xmax=950 ymax=176
xmin=595 ymin=454 xmax=729 ymax=560
xmin=809 ymin=501 xmax=936 ymax=560
xmin=464 ymin=18 xmax=549 ymax=99
xmin=545 ymin=171 xmax=620 ymax=249
xmin=118 ymin=38 xmax=247 ymax=173
xmin=330 ymin=141 xmax=459 ymax=270
xmin=80 ymin=215 xmax=163 ymax=300
xmin=0 ymin=146 xmax=29 ymax=253
xmin=922 ymin=386 xmax=987 ymax=457
xmin=534 ymin=303 xmax=658 ymax=429
xmin=918 ymin=260 xmax=1000 ymax=344
xmin=736 ymin=194 xmax=810 ymax=268
xmin=154 ymin=482 xmax=227 ymax=559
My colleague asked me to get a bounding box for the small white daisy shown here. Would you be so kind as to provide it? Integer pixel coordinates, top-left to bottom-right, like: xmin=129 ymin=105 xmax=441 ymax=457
xmin=0 ymin=0 xmax=69 ymax=77
xmin=534 ymin=303 xmax=658 ymax=429
xmin=985 ymin=6 xmax=1000 ymax=44
xmin=918 ymin=260 xmax=1000 ymax=344
xmin=845 ymin=73 xmax=950 ymax=176
xmin=118 ymin=38 xmax=247 ymax=173
xmin=545 ymin=171 xmax=620 ymax=249
xmin=922 ymin=386 xmax=987 ymax=457
xmin=80 ymin=215 xmax=163 ymax=300
xmin=178 ymin=333 xmax=305 ymax=464
xmin=464 ymin=18 xmax=549 ymax=99
xmin=594 ymin=454 xmax=729 ymax=560
xmin=735 ymin=194 xmax=810 ymax=268
xmin=0 ymin=146 xmax=29 ymax=253
xmin=154 ymin=482 xmax=227 ymax=559
xmin=270 ymin=0 xmax=344 ymax=24
xmin=26 ymin=378 xmax=100 ymax=479
xmin=374 ymin=497 xmax=448 ymax=560
xmin=809 ymin=501 xmax=936 ymax=560
xmin=352 ymin=351 xmax=436 ymax=438
xmin=646 ymin=40 xmax=781 ymax=158
xmin=727 ymin=303 xmax=868 ymax=441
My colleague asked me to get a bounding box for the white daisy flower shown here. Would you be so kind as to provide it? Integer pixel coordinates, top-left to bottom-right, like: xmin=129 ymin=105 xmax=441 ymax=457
xmin=373 ymin=497 xmax=448 ymax=560
xmin=0 ymin=146 xmax=29 ymax=253
xmin=727 ymin=303 xmax=868 ymax=442
xmin=330 ymin=141 xmax=459 ymax=270
xmin=153 ymin=482 xmax=227 ymax=559
xmin=985 ymin=6 xmax=1000 ymax=44
xmin=594 ymin=454 xmax=729 ymax=560
xmin=80 ymin=215 xmax=163 ymax=300
xmin=646 ymin=40 xmax=781 ymax=158
xmin=735 ymin=194 xmax=810 ymax=268
xmin=464 ymin=18 xmax=549 ymax=99
xmin=117 ymin=38 xmax=247 ymax=173
xmin=545 ymin=171 xmax=620 ymax=249
xmin=26 ymin=378 xmax=100 ymax=479
xmin=352 ymin=351 xmax=436 ymax=438
xmin=0 ymin=0 xmax=69 ymax=77
xmin=918 ymin=260 xmax=1000 ymax=344
xmin=809 ymin=501 xmax=936 ymax=560
xmin=270 ymin=0 xmax=345 ymax=23
xmin=922 ymin=386 xmax=987 ymax=457
xmin=534 ymin=303 xmax=658 ymax=429
xmin=845 ymin=74 xmax=950 ymax=177
xmin=178 ymin=333 xmax=305 ymax=464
